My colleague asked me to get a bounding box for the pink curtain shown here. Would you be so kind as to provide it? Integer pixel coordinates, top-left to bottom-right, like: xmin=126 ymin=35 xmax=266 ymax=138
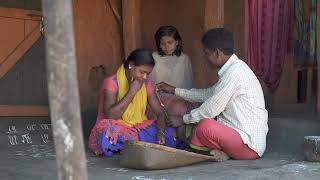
xmin=244 ymin=0 xmax=292 ymax=93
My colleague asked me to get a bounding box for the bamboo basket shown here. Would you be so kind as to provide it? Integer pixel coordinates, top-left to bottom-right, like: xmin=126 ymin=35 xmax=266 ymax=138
xmin=119 ymin=141 xmax=218 ymax=170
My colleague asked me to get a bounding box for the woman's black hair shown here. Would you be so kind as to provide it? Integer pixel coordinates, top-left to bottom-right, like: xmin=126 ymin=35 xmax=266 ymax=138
xmin=123 ymin=48 xmax=155 ymax=68
xmin=154 ymin=25 xmax=183 ymax=56
xmin=201 ymin=28 xmax=234 ymax=55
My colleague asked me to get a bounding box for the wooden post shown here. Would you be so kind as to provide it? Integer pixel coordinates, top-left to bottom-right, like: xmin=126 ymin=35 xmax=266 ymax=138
xmin=41 ymin=0 xmax=88 ymax=180
xmin=317 ymin=3 xmax=320 ymax=114
xmin=204 ymin=0 xmax=224 ymax=31
xmin=122 ymin=0 xmax=141 ymax=58
xmin=199 ymin=0 xmax=224 ymax=87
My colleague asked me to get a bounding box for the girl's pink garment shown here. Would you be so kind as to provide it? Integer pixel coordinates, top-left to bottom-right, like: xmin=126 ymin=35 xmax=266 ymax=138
xmin=191 ymin=118 xmax=259 ymax=160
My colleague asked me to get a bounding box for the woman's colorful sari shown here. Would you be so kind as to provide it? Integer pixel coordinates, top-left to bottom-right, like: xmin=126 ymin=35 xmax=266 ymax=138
xmin=88 ymin=65 xmax=177 ymax=156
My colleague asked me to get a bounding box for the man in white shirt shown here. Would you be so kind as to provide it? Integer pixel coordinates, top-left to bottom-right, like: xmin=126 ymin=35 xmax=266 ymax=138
xmin=157 ymin=28 xmax=268 ymax=160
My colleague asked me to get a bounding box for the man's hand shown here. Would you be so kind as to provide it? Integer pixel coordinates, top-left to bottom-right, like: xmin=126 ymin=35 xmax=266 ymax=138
xmin=168 ymin=115 xmax=184 ymax=127
xmin=156 ymin=82 xmax=176 ymax=94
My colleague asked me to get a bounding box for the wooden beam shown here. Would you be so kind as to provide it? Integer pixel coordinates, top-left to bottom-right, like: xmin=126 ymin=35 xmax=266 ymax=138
xmin=198 ymin=0 xmax=224 ymax=88
xmin=122 ymin=0 xmax=141 ymax=58
xmin=0 ymin=105 xmax=49 ymax=117
xmin=0 ymin=26 xmax=41 ymax=79
xmin=204 ymin=0 xmax=224 ymax=31
xmin=0 ymin=7 xmax=42 ymax=20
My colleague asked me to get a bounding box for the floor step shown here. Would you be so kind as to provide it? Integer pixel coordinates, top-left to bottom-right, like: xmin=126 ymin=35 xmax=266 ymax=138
xmin=266 ymin=117 xmax=320 ymax=157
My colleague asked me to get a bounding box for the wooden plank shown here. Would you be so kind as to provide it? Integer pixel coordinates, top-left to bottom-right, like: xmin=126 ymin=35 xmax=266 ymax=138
xmin=122 ymin=0 xmax=142 ymax=57
xmin=0 ymin=105 xmax=49 ymax=117
xmin=0 ymin=7 xmax=42 ymax=20
xmin=73 ymin=0 xmax=123 ymax=110
xmin=204 ymin=0 xmax=224 ymax=31
xmin=25 ymin=20 xmax=40 ymax=36
xmin=272 ymin=53 xmax=297 ymax=104
xmin=0 ymin=17 xmax=25 ymax=64
xmin=0 ymin=26 xmax=41 ymax=79
xmin=198 ymin=0 xmax=224 ymax=88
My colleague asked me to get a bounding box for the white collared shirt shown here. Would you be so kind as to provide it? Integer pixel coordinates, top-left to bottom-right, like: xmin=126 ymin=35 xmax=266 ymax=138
xmin=175 ymin=54 xmax=268 ymax=157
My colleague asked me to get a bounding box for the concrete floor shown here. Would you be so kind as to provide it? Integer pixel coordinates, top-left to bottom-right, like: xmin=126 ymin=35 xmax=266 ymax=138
xmin=1 ymin=103 xmax=320 ymax=180
xmin=2 ymin=144 xmax=320 ymax=180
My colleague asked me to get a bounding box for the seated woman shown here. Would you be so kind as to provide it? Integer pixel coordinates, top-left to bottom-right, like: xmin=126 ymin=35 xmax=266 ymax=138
xmin=88 ymin=49 xmax=176 ymax=157
xmin=150 ymin=25 xmax=195 ymax=116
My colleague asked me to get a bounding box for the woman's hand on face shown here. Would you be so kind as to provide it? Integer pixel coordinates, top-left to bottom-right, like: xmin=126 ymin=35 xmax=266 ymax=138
xmin=129 ymin=78 xmax=144 ymax=94
xmin=156 ymin=82 xmax=176 ymax=94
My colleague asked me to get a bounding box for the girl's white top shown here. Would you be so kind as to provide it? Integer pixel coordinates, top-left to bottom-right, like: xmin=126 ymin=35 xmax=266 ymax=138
xmin=150 ymin=52 xmax=193 ymax=89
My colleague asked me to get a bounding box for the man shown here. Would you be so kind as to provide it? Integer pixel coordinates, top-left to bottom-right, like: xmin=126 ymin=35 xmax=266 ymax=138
xmin=157 ymin=28 xmax=268 ymax=160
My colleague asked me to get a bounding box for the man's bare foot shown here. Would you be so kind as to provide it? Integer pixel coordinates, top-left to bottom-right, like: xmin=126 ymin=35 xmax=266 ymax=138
xmin=209 ymin=149 xmax=230 ymax=162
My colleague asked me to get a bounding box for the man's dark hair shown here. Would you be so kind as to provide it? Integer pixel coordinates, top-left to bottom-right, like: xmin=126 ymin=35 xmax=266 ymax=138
xmin=154 ymin=25 xmax=183 ymax=56
xmin=124 ymin=48 xmax=155 ymax=69
xmin=201 ymin=28 xmax=234 ymax=55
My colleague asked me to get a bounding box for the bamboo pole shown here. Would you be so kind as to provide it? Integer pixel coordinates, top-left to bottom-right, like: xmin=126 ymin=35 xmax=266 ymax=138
xmin=41 ymin=0 xmax=88 ymax=179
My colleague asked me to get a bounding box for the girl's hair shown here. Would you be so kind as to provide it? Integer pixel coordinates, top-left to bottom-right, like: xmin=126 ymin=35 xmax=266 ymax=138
xmin=123 ymin=48 xmax=155 ymax=68
xmin=154 ymin=25 xmax=183 ymax=56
